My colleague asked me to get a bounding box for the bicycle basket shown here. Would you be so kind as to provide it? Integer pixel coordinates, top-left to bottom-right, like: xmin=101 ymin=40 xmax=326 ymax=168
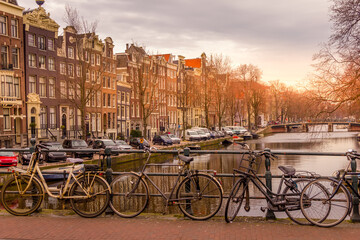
xmin=236 ymin=151 xmax=262 ymax=175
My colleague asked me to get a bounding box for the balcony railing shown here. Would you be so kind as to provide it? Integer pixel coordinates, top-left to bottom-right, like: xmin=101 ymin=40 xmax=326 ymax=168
xmin=0 ymin=96 xmax=22 ymax=106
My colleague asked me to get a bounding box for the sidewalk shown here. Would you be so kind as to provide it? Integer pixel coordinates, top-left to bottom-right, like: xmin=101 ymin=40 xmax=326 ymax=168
xmin=0 ymin=214 xmax=359 ymax=240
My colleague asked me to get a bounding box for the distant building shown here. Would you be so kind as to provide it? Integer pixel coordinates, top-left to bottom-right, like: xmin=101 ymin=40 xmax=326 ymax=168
xmin=0 ymin=0 xmax=26 ymax=147
xmin=23 ymin=6 xmax=61 ymax=142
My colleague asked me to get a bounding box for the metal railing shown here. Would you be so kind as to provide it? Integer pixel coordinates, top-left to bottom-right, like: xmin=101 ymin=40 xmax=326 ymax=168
xmin=0 ymin=144 xmax=360 ymax=221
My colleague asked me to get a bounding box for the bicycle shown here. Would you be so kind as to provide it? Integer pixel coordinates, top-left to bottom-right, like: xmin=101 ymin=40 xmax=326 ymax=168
xmin=299 ymin=150 xmax=358 ymax=227
xmin=109 ymin=147 xmax=223 ymax=220
xmin=0 ymin=144 xmax=111 ymax=218
xmin=225 ymin=143 xmax=318 ymax=225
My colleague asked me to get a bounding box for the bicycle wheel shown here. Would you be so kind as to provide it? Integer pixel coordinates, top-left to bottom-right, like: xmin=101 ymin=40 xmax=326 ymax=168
xmin=225 ymin=178 xmax=247 ymax=223
xmin=283 ymin=179 xmax=313 ymax=225
xmin=109 ymin=173 xmax=149 ymax=218
xmin=300 ymin=178 xmax=351 ymax=227
xmin=69 ymin=174 xmax=110 ymax=218
xmin=1 ymin=175 xmax=44 ymax=216
xmin=176 ymin=173 xmax=223 ymax=220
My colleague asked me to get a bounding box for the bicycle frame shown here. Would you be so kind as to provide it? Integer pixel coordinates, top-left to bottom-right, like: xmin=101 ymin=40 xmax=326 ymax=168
xmin=235 ymin=170 xmax=301 ymax=210
xmin=13 ymin=152 xmax=102 ymax=200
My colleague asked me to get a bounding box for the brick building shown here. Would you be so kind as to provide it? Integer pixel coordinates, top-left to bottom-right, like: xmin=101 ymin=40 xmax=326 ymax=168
xmin=0 ymin=0 xmax=26 ymax=147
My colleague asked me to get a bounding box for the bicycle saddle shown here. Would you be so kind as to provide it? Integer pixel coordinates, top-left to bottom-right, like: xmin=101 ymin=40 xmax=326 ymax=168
xmin=67 ymin=158 xmax=84 ymax=164
xmin=278 ymin=165 xmax=296 ymax=176
xmin=179 ymin=155 xmax=194 ymax=164
xmin=84 ymin=164 xmax=100 ymax=171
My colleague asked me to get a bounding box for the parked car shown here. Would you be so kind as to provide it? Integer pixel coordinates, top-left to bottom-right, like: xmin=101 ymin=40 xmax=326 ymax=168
xmin=129 ymin=138 xmax=151 ymax=149
xmin=184 ymin=130 xmax=201 ymax=141
xmin=226 ymin=126 xmax=247 ymax=135
xmin=222 ymin=127 xmax=233 ymax=136
xmin=166 ymin=134 xmax=181 ymax=144
xmin=209 ymin=131 xmax=217 ymax=139
xmin=153 ymin=135 xmax=173 ymax=146
xmin=92 ymin=139 xmax=120 ymax=155
xmin=216 ymin=130 xmax=225 ymax=137
xmin=40 ymin=142 xmax=67 ymax=162
xmin=193 ymin=127 xmax=211 ymax=139
xmin=62 ymin=139 xmax=93 ymax=159
xmin=114 ymin=140 xmax=133 ymax=150
xmin=0 ymin=151 xmax=18 ymax=167
xmin=194 ymin=130 xmax=208 ymax=141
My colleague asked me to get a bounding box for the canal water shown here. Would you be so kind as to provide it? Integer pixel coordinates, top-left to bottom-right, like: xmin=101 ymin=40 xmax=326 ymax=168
xmin=6 ymin=126 xmax=359 ymax=218
xmin=109 ymin=126 xmax=360 ymax=218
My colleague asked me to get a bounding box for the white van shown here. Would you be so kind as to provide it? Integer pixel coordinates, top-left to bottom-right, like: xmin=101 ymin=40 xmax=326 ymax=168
xmin=185 ymin=130 xmax=201 ymax=141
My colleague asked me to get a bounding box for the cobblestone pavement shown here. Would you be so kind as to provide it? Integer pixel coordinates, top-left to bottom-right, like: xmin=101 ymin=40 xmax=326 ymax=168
xmin=0 ymin=214 xmax=360 ymax=240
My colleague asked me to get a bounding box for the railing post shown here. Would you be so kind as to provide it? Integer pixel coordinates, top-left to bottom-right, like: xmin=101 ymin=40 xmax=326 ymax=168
xmin=29 ymin=138 xmax=36 ymax=154
xmin=104 ymin=147 xmax=113 ymax=215
xmin=350 ymin=155 xmax=360 ymax=222
xmin=183 ymin=147 xmax=192 ymax=215
xmin=264 ymin=148 xmax=276 ymax=220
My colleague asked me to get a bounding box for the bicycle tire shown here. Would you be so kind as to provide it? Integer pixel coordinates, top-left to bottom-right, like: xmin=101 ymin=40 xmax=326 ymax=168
xmin=176 ymin=173 xmax=223 ymax=220
xmin=109 ymin=173 xmax=149 ymax=218
xmin=225 ymin=177 xmax=247 ymax=223
xmin=1 ymin=175 xmax=44 ymax=216
xmin=300 ymin=178 xmax=351 ymax=227
xmin=283 ymin=179 xmax=313 ymax=225
xmin=69 ymin=174 xmax=110 ymax=218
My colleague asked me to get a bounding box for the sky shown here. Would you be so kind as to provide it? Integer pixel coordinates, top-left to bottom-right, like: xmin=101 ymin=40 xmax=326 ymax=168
xmin=19 ymin=0 xmax=333 ymax=86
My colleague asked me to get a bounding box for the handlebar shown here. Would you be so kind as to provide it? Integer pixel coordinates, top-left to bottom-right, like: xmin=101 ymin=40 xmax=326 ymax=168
xmin=234 ymin=142 xmax=250 ymax=150
xmin=143 ymin=146 xmax=158 ymax=153
xmin=346 ymin=150 xmax=360 ymax=160
xmin=35 ymin=144 xmax=49 ymax=152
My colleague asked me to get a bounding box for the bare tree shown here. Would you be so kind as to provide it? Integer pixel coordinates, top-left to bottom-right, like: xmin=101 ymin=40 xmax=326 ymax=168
xmin=60 ymin=5 xmax=103 ymax=140
xmin=234 ymin=64 xmax=263 ymax=130
xmin=208 ymin=54 xmax=232 ymax=129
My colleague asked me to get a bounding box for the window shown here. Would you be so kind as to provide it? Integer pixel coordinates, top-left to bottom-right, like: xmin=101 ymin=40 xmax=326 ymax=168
xmin=48 ymin=39 xmax=54 ymax=51
xmin=1 ymin=46 xmax=8 ymax=69
xmin=137 ymin=103 xmax=140 ymax=117
xmin=108 ymin=94 xmax=111 ymax=107
xmin=121 ymin=106 xmax=125 ymax=119
xmin=121 ymin=92 xmax=125 ymax=103
xmin=48 ymin=57 xmax=55 ymax=71
xmin=91 ymin=54 xmax=95 ymax=66
xmin=131 ymin=103 xmax=135 ymax=117
xmin=107 ymin=77 xmax=111 ymax=88
xmin=68 ymin=47 xmax=74 ymax=58
xmin=68 ymin=64 xmax=74 ymax=77
xmin=60 ymin=62 xmax=66 ymax=75
xmin=126 ymin=93 xmax=130 ymax=103
xmin=11 ymin=48 xmax=18 ymax=69
xmin=113 ymin=95 xmax=116 ymax=108
xmin=39 ymin=55 xmax=46 ymax=69
xmin=0 ymin=16 xmax=6 ymax=35
xmin=14 ymin=77 xmax=19 ymax=98
xmin=28 ymin=34 xmax=35 ymax=47
xmin=60 ymin=81 xmax=66 ymax=98
xmin=86 ymin=90 xmax=90 ymax=107
xmin=91 ymin=92 xmax=95 ymax=107
xmin=91 ymin=71 xmax=95 ymax=82
xmin=11 ymin=19 xmax=18 ymax=38
xmin=86 ymin=69 xmax=90 ymax=81
xmin=91 ymin=113 xmax=96 ymax=131
xmin=84 ymin=51 xmax=89 ymax=62
xmin=29 ymin=76 xmax=36 ymax=93
xmin=3 ymin=109 xmax=10 ymax=130
xmin=76 ymin=65 xmax=82 ymax=77
xmin=49 ymin=78 xmax=55 ymax=98
xmin=49 ymin=107 xmax=56 ymax=129
xmin=38 ymin=36 xmax=46 ymax=50
xmin=40 ymin=107 xmax=47 ymax=128
xmin=39 ymin=77 xmax=46 ymax=97
xmin=96 ymin=54 xmax=100 ymax=65
xmin=103 ymin=93 xmax=106 ymax=107
xmin=97 ymin=91 xmax=101 ymax=107
xmin=97 ymin=113 xmax=101 ymax=131
xmin=69 ymin=84 xmax=74 ymax=99
xmin=28 ymin=53 xmax=36 ymax=68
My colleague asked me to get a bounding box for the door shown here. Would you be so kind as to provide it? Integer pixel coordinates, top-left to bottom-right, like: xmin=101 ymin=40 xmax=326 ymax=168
xmin=14 ymin=118 xmax=21 ymax=144
xmin=62 ymin=114 xmax=67 ymax=138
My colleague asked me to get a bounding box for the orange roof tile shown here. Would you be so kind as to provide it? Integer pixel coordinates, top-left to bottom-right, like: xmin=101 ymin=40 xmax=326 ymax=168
xmin=185 ymin=58 xmax=201 ymax=68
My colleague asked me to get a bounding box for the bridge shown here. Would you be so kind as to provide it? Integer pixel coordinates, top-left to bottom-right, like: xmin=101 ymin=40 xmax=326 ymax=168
xmin=268 ymin=122 xmax=360 ymax=133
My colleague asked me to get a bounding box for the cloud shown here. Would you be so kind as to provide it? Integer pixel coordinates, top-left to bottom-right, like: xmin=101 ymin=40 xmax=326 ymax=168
xmin=18 ymin=0 xmax=332 ymax=85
